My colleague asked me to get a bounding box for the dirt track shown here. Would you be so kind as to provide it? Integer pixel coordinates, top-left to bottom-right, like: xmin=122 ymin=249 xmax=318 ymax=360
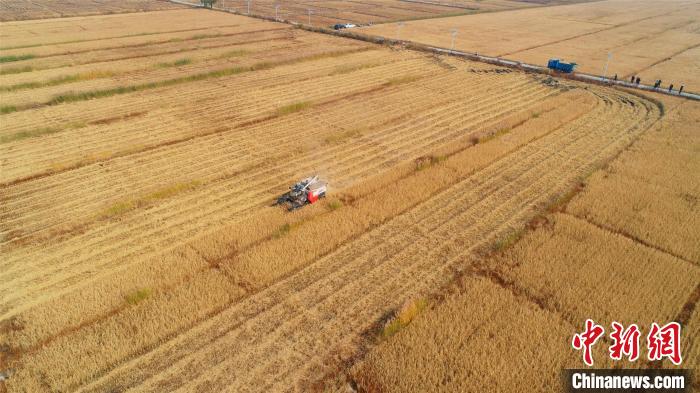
xmin=76 ymin=88 xmax=660 ymax=392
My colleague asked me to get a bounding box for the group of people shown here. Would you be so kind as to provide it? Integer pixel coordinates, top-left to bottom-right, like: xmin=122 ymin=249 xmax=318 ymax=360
xmin=630 ymin=75 xmax=685 ymax=94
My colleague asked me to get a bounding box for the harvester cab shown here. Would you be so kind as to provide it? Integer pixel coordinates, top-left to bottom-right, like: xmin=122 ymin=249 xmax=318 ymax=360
xmin=275 ymin=175 xmax=327 ymax=211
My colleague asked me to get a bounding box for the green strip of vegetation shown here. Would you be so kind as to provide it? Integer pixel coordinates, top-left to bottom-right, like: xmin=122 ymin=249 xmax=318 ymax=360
xmin=215 ymin=49 xmax=250 ymax=59
xmin=276 ymin=101 xmax=312 ymax=116
xmin=384 ymin=74 xmax=423 ymax=87
xmin=155 ymin=58 xmax=193 ymax=68
xmin=0 ymin=54 xmax=35 ymax=63
xmin=324 ymin=127 xmax=364 ymax=144
xmin=492 ymin=228 xmax=525 ymax=252
xmin=1 ymin=127 xmax=60 ymax=144
xmin=1 ymin=105 xmax=18 ymax=114
xmin=125 ymin=288 xmax=152 ymax=305
xmin=99 ymin=180 xmax=201 ymax=219
xmin=381 ymin=299 xmax=427 ymax=339
xmin=415 ymin=155 xmax=446 ymax=171
xmin=327 ymin=200 xmax=343 ymax=211
xmin=0 ymin=65 xmax=34 ymax=75
xmin=1 ymin=70 xmax=115 ymax=92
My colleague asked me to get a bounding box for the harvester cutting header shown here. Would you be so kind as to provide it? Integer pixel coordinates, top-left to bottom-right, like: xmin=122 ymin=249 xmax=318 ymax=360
xmin=275 ymin=175 xmax=327 ymax=211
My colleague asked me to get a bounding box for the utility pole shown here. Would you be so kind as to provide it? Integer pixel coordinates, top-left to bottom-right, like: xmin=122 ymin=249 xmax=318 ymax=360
xmin=397 ymin=21 xmax=405 ymax=41
xmin=450 ymin=29 xmax=458 ymax=53
xmin=603 ymin=51 xmax=612 ymax=79
xmin=275 ymin=4 xmax=280 ymax=20
xmin=308 ymin=9 xmax=313 ymax=25
xmin=247 ymin=0 xmax=251 ymax=14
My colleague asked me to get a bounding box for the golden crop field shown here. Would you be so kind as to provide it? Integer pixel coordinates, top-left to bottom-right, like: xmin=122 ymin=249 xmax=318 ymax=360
xmin=360 ymin=0 xmax=700 ymax=92
xmin=0 ymin=0 xmax=184 ymax=21
xmin=350 ymin=97 xmax=700 ymax=391
xmin=0 ymin=4 xmax=692 ymax=393
xmin=180 ymin=0 xmax=592 ymax=27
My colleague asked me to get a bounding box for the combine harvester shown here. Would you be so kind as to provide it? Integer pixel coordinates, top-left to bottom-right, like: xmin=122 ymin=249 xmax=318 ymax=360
xmin=547 ymin=58 xmax=577 ymax=73
xmin=275 ymin=175 xmax=327 ymax=211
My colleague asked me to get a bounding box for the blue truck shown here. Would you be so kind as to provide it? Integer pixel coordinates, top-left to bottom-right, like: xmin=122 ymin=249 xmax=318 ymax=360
xmin=547 ymin=58 xmax=577 ymax=73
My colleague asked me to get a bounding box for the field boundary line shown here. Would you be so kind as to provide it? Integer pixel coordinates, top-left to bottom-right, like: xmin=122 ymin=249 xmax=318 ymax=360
xmin=495 ymin=9 xmax=685 ymax=57
xmin=562 ymin=212 xmax=698 ymax=267
xmin=624 ymin=42 xmax=700 ymax=79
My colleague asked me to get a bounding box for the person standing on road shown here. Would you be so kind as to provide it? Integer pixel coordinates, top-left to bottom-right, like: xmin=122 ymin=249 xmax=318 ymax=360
xmin=679 ymin=85 xmax=684 ymax=94
xmin=636 ymin=77 xmax=641 ymax=85
xmin=614 ymin=74 xmax=618 ymax=81
xmin=669 ymin=84 xmax=674 ymax=92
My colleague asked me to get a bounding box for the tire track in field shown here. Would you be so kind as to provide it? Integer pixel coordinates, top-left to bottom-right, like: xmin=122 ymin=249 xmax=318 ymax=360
xmin=0 ymin=75 xmax=556 ymax=318
xmin=76 ymin=89 xmax=658 ymax=392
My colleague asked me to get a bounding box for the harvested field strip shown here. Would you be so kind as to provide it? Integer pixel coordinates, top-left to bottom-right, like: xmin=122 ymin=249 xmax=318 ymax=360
xmin=0 ymin=27 xmax=294 ymax=76
xmin=0 ymin=33 xmax=298 ymax=95
xmin=0 ymin=21 xmax=259 ymax=51
xmin=71 ymin=90 xmax=657 ymax=392
xmin=0 ymin=9 xmax=256 ymax=48
xmin=0 ymin=74 xmax=539 ymax=234
xmin=0 ymin=38 xmax=366 ymax=109
xmin=0 ymin=46 xmax=372 ymax=114
xmin=0 ymin=33 xmax=295 ymax=86
xmin=0 ymin=25 xmax=290 ymax=60
xmin=0 ymin=69 xmax=476 ymax=238
xmin=0 ymin=76 xmax=548 ymax=284
xmin=0 ymin=60 xmax=406 ymax=170
xmin=0 ymin=72 xmax=544 ymax=249
xmin=0 ymin=78 xmax=556 ymax=320
xmin=0 ymin=46 xmax=383 ymax=138
xmin=0 ymin=51 xmax=424 ymax=186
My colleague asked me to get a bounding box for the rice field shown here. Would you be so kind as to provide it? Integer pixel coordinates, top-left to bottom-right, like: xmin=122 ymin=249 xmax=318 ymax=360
xmin=0 ymin=5 xmax=686 ymax=392
xmin=360 ymin=0 xmax=700 ymax=92
xmin=182 ymin=0 xmax=592 ymax=26
xmin=0 ymin=0 xmax=184 ymax=21
xmin=350 ymin=96 xmax=700 ymax=392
